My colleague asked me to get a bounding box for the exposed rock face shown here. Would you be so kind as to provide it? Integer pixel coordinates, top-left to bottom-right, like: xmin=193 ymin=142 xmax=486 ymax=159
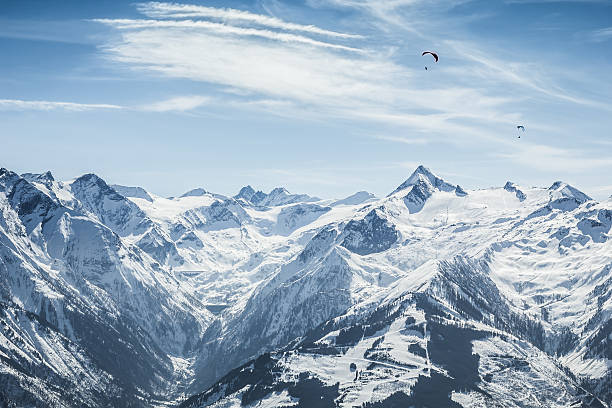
xmin=504 ymin=181 xmax=526 ymax=201
xmin=341 ymin=209 xmax=399 ymax=255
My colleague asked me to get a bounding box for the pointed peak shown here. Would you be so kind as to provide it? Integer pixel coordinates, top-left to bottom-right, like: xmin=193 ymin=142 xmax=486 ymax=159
xmin=234 ymin=185 xmax=266 ymax=203
xmin=404 ymin=165 xmax=437 ymax=185
xmin=234 ymin=185 xmax=257 ymax=201
xmin=236 ymin=185 xmax=317 ymax=206
xmin=72 ymin=173 xmax=114 ymax=192
xmin=549 ymin=181 xmax=564 ymax=190
xmin=72 ymin=172 xmax=127 ymax=196
xmin=504 ymin=181 xmax=517 ymax=190
xmin=269 ymin=187 xmax=290 ymax=196
xmin=74 ymin=173 xmax=104 ymax=184
xmin=0 ymin=168 xmax=21 ymax=191
xmin=504 ymin=181 xmax=526 ymax=201
xmin=548 ymin=181 xmax=591 ymax=203
xmin=389 ymin=165 xmax=455 ymax=196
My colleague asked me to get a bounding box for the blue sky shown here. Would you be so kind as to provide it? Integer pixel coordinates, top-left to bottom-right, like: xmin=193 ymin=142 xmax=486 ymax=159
xmin=1 ymin=0 xmax=611 ymax=199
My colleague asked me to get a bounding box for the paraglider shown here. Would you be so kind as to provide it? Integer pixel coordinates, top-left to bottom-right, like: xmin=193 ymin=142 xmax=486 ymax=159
xmin=516 ymin=125 xmax=525 ymax=138
xmin=422 ymin=51 xmax=438 ymax=70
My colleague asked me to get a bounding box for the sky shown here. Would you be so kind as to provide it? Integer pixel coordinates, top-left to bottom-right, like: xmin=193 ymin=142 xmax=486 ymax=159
xmin=1 ymin=0 xmax=611 ymax=199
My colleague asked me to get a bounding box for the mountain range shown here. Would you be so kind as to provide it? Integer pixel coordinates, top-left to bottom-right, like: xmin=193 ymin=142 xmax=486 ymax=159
xmin=0 ymin=165 xmax=610 ymax=407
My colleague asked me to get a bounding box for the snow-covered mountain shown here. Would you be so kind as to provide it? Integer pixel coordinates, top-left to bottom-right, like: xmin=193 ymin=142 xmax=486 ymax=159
xmin=1 ymin=165 xmax=610 ymax=407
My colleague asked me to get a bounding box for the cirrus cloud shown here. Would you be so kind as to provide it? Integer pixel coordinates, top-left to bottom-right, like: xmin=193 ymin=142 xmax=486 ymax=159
xmin=0 ymin=99 xmax=122 ymax=111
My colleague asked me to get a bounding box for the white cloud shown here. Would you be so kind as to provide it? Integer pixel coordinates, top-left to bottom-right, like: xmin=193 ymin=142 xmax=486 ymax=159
xmin=137 ymin=2 xmax=363 ymax=39
xmin=496 ymin=143 xmax=612 ymax=172
xmin=444 ymin=40 xmax=612 ymax=111
xmin=94 ymin=0 xmax=612 ymax=154
xmin=0 ymin=99 xmax=122 ymax=111
xmin=588 ymin=27 xmax=612 ymax=42
xmin=94 ymin=6 xmax=520 ymax=144
xmin=0 ymin=96 xmax=215 ymax=114
xmin=98 ymin=24 xmax=398 ymax=107
xmin=94 ymin=19 xmax=363 ymax=52
xmin=375 ymin=135 xmax=431 ymax=145
xmin=505 ymin=0 xmax=608 ymax=3
xmin=308 ymin=0 xmax=474 ymax=30
xmin=314 ymin=0 xmax=612 ymax=112
xmin=140 ymin=95 xmax=211 ymax=112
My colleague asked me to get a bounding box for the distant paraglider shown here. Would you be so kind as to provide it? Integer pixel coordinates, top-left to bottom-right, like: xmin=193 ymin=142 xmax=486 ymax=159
xmin=422 ymin=51 xmax=438 ymax=70
xmin=516 ymin=125 xmax=525 ymax=138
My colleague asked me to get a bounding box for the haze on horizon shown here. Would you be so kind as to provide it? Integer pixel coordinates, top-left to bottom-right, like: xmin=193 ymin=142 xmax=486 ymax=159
xmin=1 ymin=0 xmax=611 ymax=199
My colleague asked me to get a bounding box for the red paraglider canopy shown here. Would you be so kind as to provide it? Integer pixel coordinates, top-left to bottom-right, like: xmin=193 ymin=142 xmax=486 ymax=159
xmin=422 ymin=51 xmax=439 ymax=62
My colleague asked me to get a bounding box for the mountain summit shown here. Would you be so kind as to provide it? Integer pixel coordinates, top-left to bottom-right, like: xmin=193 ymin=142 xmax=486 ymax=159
xmin=548 ymin=180 xmax=592 ymax=203
xmin=389 ymin=165 xmax=468 ymax=212
xmin=389 ymin=165 xmax=457 ymax=196
xmin=234 ymin=185 xmax=318 ymax=206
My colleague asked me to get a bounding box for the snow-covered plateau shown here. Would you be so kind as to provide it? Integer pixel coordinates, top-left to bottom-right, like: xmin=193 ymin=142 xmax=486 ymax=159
xmin=0 ymin=165 xmax=610 ymax=407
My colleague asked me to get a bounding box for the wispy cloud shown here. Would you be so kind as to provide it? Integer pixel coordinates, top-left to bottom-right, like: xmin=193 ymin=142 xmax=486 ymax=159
xmin=496 ymin=143 xmax=612 ymax=172
xmin=0 ymin=97 xmax=213 ymax=113
xmin=505 ymin=0 xmax=609 ymax=3
xmin=315 ymin=0 xmax=612 ymax=112
xmin=94 ymin=18 xmax=363 ymax=52
xmin=587 ymin=27 xmax=612 ymax=42
xmin=137 ymin=2 xmax=362 ymax=39
xmin=375 ymin=134 xmax=431 ymax=145
xmin=0 ymin=99 xmax=122 ymax=111
xmin=309 ymin=0 xmax=476 ymax=30
xmin=94 ymin=3 xmax=523 ymax=145
xmin=444 ymin=40 xmax=612 ymax=111
xmin=86 ymin=0 xmax=612 ymax=172
xmin=140 ymin=95 xmax=211 ymax=112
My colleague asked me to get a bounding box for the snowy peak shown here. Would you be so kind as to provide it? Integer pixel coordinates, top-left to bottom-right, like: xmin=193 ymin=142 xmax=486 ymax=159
xmin=264 ymin=187 xmax=291 ymax=204
xmin=341 ymin=208 xmax=399 ymax=255
xmin=21 ymin=171 xmax=55 ymax=183
xmin=504 ymin=181 xmax=518 ymax=191
xmin=180 ymin=188 xmax=209 ymax=198
xmin=71 ymin=173 xmax=122 ymax=201
xmin=2 ymin=171 xmax=58 ymax=234
xmin=389 ymin=166 xmax=464 ymax=213
xmin=69 ymin=173 xmax=153 ymax=237
xmin=504 ymin=181 xmax=526 ymax=201
xmin=332 ymin=191 xmax=376 ymax=206
xmin=389 ymin=165 xmax=456 ymax=196
xmin=234 ymin=185 xmax=318 ymax=206
xmin=454 ymin=184 xmax=468 ymax=197
xmin=234 ymin=185 xmax=256 ymax=201
xmin=270 ymin=187 xmax=289 ymax=195
xmin=111 ymin=184 xmax=154 ymax=202
xmin=0 ymin=167 xmax=22 ymax=191
xmin=548 ymin=181 xmax=592 ymax=203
